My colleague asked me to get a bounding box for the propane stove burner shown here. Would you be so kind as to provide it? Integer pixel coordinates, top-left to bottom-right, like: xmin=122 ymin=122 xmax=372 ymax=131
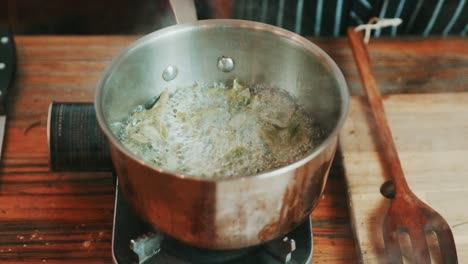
xmin=112 ymin=182 xmax=313 ymax=264
xmin=46 ymin=102 xmax=314 ymax=263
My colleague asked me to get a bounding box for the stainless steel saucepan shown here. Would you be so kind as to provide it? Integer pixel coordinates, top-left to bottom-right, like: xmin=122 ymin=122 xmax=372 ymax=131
xmin=95 ymin=0 xmax=349 ymax=249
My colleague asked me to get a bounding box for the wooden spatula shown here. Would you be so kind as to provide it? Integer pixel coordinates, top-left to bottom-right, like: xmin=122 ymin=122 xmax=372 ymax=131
xmin=347 ymin=28 xmax=458 ymax=264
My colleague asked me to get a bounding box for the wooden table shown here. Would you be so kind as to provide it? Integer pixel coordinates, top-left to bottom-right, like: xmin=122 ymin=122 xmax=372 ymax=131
xmin=0 ymin=36 xmax=465 ymax=263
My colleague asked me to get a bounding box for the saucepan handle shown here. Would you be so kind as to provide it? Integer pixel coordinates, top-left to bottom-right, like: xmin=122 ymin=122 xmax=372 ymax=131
xmin=169 ymin=0 xmax=198 ymax=24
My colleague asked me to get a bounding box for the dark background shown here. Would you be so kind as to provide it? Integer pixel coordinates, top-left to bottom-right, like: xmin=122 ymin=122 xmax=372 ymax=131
xmin=1 ymin=0 xmax=215 ymax=34
xmin=1 ymin=0 xmax=466 ymax=36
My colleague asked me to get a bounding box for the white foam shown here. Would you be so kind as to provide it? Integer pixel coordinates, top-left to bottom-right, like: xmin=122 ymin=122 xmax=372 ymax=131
xmin=117 ymin=81 xmax=318 ymax=179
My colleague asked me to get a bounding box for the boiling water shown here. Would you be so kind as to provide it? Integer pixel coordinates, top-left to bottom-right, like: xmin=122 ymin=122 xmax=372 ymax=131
xmin=113 ymin=80 xmax=321 ymax=179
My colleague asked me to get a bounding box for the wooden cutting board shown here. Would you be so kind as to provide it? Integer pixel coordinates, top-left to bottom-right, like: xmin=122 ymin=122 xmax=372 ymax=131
xmin=340 ymin=92 xmax=468 ymax=263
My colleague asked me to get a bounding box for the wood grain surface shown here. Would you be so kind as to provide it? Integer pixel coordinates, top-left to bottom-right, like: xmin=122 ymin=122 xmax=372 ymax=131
xmin=341 ymin=92 xmax=468 ymax=263
xmin=0 ymin=35 xmax=465 ymax=263
xmin=341 ymin=35 xmax=468 ymax=263
xmin=347 ymin=29 xmax=461 ymax=264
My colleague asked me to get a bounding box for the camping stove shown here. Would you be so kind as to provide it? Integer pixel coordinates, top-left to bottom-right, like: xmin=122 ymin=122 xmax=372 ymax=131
xmin=112 ymin=182 xmax=313 ymax=264
xmin=48 ymin=102 xmax=314 ymax=264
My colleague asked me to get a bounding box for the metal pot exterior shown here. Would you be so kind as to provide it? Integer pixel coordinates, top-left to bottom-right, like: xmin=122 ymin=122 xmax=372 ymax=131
xmin=110 ymin=137 xmax=337 ymax=249
xmin=96 ymin=20 xmax=349 ymax=249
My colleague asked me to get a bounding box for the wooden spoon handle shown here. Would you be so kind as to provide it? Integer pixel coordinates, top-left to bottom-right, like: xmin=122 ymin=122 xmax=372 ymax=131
xmin=347 ymin=28 xmax=410 ymax=194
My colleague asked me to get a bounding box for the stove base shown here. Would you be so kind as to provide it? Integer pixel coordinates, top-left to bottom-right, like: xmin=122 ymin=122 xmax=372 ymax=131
xmin=112 ymin=183 xmax=313 ymax=264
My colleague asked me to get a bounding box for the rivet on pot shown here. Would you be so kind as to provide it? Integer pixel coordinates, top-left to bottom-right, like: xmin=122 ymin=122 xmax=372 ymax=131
xmin=162 ymin=65 xmax=178 ymax=81
xmin=217 ymin=56 xmax=234 ymax=72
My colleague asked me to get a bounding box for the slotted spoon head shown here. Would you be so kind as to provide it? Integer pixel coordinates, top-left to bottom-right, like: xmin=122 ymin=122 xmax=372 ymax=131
xmin=383 ymin=192 xmax=458 ymax=264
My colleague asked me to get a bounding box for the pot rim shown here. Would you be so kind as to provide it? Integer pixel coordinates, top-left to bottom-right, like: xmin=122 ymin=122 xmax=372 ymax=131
xmin=95 ymin=19 xmax=349 ymax=182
